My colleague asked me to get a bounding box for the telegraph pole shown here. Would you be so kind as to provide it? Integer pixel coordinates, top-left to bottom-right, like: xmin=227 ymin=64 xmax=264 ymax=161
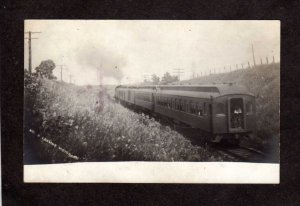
xmin=173 ymin=68 xmax=184 ymax=81
xmin=56 ymin=65 xmax=67 ymax=81
xmin=252 ymin=44 xmax=256 ymax=67
xmin=24 ymin=31 xmax=41 ymax=74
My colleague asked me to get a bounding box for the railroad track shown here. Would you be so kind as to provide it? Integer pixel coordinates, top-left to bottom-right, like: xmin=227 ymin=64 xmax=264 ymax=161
xmin=211 ymin=144 xmax=267 ymax=162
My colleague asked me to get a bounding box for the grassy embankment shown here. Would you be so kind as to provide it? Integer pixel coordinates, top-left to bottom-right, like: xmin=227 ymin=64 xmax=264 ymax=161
xmin=24 ymin=73 xmax=223 ymax=163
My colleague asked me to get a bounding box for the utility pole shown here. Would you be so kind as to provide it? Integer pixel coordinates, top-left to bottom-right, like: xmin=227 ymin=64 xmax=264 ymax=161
xmin=252 ymin=44 xmax=256 ymax=67
xmin=173 ymin=68 xmax=184 ymax=81
xmin=98 ymin=65 xmax=103 ymax=86
xmin=56 ymin=65 xmax=67 ymax=81
xmin=24 ymin=31 xmax=41 ymax=74
xmin=69 ymin=74 xmax=73 ymax=83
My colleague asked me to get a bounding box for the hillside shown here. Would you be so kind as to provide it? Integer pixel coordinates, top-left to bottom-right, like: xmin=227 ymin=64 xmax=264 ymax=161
xmin=182 ymin=63 xmax=280 ymax=147
xmin=24 ymin=74 xmax=225 ymax=164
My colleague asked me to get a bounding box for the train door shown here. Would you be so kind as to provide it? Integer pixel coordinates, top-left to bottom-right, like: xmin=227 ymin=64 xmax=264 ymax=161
xmin=228 ymin=97 xmax=245 ymax=131
xmin=213 ymin=98 xmax=227 ymax=134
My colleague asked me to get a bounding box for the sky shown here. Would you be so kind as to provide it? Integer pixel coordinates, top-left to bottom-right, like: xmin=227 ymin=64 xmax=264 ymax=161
xmin=24 ymin=20 xmax=280 ymax=85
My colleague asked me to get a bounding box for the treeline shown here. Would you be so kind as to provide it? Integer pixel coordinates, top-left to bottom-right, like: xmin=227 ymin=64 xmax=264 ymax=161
xmin=143 ymin=72 xmax=179 ymax=85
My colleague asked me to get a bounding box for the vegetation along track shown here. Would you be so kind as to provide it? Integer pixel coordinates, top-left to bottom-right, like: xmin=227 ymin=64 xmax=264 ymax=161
xmin=121 ymin=104 xmax=267 ymax=162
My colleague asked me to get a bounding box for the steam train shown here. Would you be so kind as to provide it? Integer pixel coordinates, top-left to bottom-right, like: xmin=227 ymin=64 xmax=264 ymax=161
xmin=115 ymin=84 xmax=256 ymax=143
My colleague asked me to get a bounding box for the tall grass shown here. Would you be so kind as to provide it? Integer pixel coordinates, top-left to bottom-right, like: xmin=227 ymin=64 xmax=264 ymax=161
xmin=24 ymin=74 xmax=221 ymax=163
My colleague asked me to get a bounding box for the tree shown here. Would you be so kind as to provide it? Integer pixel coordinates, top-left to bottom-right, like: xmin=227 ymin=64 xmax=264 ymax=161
xmin=161 ymin=72 xmax=179 ymax=85
xmin=35 ymin=60 xmax=57 ymax=79
xmin=151 ymin=74 xmax=160 ymax=84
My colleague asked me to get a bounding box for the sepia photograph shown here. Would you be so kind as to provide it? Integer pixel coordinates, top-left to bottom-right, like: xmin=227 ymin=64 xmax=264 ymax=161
xmin=23 ymin=20 xmax=280 ymax=183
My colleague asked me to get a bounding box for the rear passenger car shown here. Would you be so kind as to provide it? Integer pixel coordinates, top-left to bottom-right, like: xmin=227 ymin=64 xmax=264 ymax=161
xmin=115 ymin=84 xmax=256 ymax=143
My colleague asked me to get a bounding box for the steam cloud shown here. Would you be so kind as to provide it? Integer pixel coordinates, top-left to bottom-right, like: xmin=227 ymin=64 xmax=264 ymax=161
xmin=76 ymin=45 xmax=126 ymax=81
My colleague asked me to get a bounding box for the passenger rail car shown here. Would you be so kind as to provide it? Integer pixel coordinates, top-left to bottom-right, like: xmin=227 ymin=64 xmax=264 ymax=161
xmin=115 ymin=84 xmax=256 ymax=143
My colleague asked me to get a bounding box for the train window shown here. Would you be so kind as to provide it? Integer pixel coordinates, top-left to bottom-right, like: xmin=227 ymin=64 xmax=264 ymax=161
xmin=230 ymin=98 xmax=244 ymax=129
xmin=216 ymin=103 xmax=225 ymax=115
xmin=189 ymin=100 xmax=192 ymax=113
xmin=246 ymin=102 xmax=253 ymax=114
xmin=172 ymin=98 xmax=175 ymax=109
xmin=196 ymin=102 xmax=203 ymax=116
xmin=178 ymin=99 xmax=182 ymax=111
xmin=183 ymin=100 xmax=187 ymax=112
xmin=168 ymin=98 xmax=171 ymax=108
xmin=175 ymin=99 xmax=178 ymax=110
xmin=186 ymin=100 xmax=189 ymax=113
xmin=203 ymin=102 xmax=207 ymax=115
xmin=190 ymin=101 xmax=195 ymax=114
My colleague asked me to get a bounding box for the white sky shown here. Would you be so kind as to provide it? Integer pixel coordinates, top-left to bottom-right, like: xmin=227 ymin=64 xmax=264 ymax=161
xmin=24 ymin=20 xmax=280 ymax=85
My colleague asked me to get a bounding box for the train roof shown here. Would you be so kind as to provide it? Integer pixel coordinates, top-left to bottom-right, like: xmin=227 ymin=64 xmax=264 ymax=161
xmin=116 ymin=84 xmax=254 ymax=97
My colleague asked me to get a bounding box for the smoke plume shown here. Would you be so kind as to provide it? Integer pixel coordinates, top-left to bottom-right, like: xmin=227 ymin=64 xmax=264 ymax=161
xmin=76 ymin=44 xmax=126 ymax=81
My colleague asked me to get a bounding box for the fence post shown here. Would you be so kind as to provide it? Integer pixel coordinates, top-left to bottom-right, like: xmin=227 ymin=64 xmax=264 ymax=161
xmin=273 ymin=56 xmax=275 ymax=63
xmin=260 ymin=58 xmax=263 ymax=65
xmin=248 ymin=61 xmax=251 ymax=68
xmin=266 ymin=56 xmax=269 ymax=64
